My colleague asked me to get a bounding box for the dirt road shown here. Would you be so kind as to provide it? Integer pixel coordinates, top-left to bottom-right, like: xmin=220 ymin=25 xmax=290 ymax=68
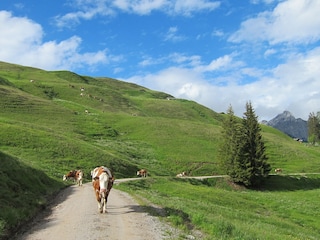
xmin=15 ymin=181 xmax=181 ymax=240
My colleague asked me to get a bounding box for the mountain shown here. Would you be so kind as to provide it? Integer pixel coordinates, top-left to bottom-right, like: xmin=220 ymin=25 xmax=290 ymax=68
xmin=265 ymin=111 xmax=308 ymax=141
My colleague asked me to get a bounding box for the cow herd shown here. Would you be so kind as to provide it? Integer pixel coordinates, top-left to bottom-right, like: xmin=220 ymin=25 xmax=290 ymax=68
xmin=62 ymin=167 xmax=148 ymax=213
xmin=63 ymin=166 xmax=284 ymax=214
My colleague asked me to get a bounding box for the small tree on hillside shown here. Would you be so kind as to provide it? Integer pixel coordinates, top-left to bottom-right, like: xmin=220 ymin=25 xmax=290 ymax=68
xmin=238 ymin=101 xmax=271 ymax=186
xmin=219 ymin=102 xmax=271 ymax=187
xmin=219 ymin=105 xmax=243 ymax=179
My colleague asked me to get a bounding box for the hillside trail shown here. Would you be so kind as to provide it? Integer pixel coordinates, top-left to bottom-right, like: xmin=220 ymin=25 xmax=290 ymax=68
xmin=14 ymin=180 xmax=184 ymax=240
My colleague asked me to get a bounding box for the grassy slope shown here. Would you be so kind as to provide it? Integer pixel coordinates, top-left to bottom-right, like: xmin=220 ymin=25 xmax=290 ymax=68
xmin=117 ymin=176 xmax=320 ymax=240
xmin=0 ymin=61 xmax=320 ymax=239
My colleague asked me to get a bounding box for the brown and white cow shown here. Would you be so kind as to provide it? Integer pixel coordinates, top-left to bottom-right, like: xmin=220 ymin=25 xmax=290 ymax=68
xmin=63 ymin=170 xmax=83 ymax=186
xmin=137 ymin=169 xmax=147 ymax=177
xmin=91 ymin=166 xmax=114 ymax=213
xmin=275 ymin=168 xmax=282 ymax=174
xmin=176 ymin=171 xmax=187 ymax=177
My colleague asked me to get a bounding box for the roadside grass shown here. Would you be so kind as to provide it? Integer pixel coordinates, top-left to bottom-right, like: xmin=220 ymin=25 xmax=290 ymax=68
xmin=116 ymin=175 xmax=320 ymax=240
xmin=0 ymin=152 xmax=63 ymax=238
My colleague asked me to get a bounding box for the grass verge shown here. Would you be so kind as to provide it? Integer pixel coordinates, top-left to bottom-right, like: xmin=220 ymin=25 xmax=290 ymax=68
xmin=115 ymin=175 xmax=320 ymax=240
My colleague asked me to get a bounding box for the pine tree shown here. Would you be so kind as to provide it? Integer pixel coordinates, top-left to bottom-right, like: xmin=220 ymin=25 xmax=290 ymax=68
xmin=219 ymin=105 xmax=243 ymax=178
xmin=239 ymin=101 xmax=271 ymax=186
xmin=219 ymin=102 xmax=271 ymax=187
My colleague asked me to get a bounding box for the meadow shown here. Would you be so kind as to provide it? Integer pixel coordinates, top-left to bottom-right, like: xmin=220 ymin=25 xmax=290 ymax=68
xmin=0 ymin=61 xmax=319 ymax=239
xmin=116 ymin=175 xmax=320 ymax=239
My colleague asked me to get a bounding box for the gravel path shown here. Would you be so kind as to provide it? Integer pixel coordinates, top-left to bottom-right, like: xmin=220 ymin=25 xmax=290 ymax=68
xmin=14 ymin=182 xmax=182 ymax=240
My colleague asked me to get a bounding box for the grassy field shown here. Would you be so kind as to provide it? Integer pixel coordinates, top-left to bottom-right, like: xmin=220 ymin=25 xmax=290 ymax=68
xmin=1 ymin=61 xmax=320 ymax=239
xmin=116 ymin=175 xmax=320 ymax=240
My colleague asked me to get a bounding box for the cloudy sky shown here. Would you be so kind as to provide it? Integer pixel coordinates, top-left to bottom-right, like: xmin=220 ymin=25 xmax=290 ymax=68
xmin=1 ymin=0 xmax=320 ymax=120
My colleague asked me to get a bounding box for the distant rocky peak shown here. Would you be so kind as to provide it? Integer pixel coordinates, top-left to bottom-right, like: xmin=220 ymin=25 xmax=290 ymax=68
xmin=277 ymin=110 xmax=296 ymax=120
xmin=282 ymin=110 xmax=294 ymax=118
xmin=265 ymin=110 xmax=308 ymax=141
xmin=268 ymin=111 xmax=295 ymax=125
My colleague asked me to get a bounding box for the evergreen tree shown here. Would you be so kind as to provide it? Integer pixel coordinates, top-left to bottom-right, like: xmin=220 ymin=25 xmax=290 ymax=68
xmin=219 ymin=102 xmax=271 ymax=187
xmin=219 ymin=105 xmax=243 ymax=178
xmin=239 ymin=101 xmax=271 ymax=186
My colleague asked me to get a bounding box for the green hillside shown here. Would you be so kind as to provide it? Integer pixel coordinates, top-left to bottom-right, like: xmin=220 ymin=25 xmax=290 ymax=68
xmin=1 ymin=61 xmax=320 ymax=239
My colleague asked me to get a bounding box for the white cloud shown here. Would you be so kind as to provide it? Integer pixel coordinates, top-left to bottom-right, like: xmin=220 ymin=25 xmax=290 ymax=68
xmin=251 ymin=48 xmax=320 ymax=119
xmin=211 ymin=29 xmax=224 ymax=37
xmin=164 ymin=27 xmax=186 ymax=42
xmin=0 ymin=11 xmax=43 ymax=51
xmin=229 ymin=0 xmax=320 ymax=45
xmin=124 ymin=46 xmax=320 ymax=121
xmin=173 ymin=0 xmax=220 ymax=16
xmin=178 ymin=83 xmax=201 ymax=98
xmin=138 ymin=53 xmax=201 ymax=68
xmin=54 ymin=0 xmax=220 ymax=27
xmin=54 ymin=1 xmax=115 ymax=28
xmin=264 ymin=48 xmax=276 ymax=57
xmin=125 ymin=67 xmax=203 ymax=94
xmin=113 ymin=0 xmax=221 ymax=15
xmin=0 ymin=11 xmax=112 ymax=71
xmin=113 ymin=0 xmax=169 ymax=15
xmin=139 ymin=57 xmax=158 ymax=67
xmin=195 ymin=55 xmax=233 ymax=72
xmin=168 ymin=53 xmax=201 ymax=67
xmin=250 ymin=0 xmax=275 ymax=4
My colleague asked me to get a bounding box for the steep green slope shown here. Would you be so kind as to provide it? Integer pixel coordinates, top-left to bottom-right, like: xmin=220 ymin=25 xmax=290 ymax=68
xmin=1 ymin=60 xmax=320 ymax=177
xmin=0 ymin=61 xmax=226 ymax=177
xmin=0 ymin=152 xmax=62 ymax=238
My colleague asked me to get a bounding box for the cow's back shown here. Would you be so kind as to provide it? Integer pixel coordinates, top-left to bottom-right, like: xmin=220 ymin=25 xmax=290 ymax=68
xmin=92 ymin=166 xmax=113 ymax=180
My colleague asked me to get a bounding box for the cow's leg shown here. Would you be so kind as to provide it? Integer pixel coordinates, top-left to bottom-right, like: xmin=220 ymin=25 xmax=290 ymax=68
xmin=98 ymin=201 xmax=103 ymax=213
xmin=102 ymin=198 xmax=106 ymax=213
xmin=100 ymin=192 xmax=107 ymax=213
xmin=97 ymin=201 xmax=102 ymax=213
xmin=98 ymin=194 xmax=103 ymax=213
xmin=103 ymin=195 xmax=108 ymax=213
xmin=99 ymin=196 xmax=105 ymax=213
xmin=95 ymin=191 xmax=103 ymax=213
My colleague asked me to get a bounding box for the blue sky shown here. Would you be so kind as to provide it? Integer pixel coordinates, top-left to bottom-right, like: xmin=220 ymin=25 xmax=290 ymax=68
xmin=1 ymin=0 xmax=320 ymax=120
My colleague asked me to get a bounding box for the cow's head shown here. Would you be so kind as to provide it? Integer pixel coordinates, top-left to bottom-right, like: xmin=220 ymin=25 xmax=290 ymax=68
xmin=63 ymin=170 xmax=75 ymax=180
